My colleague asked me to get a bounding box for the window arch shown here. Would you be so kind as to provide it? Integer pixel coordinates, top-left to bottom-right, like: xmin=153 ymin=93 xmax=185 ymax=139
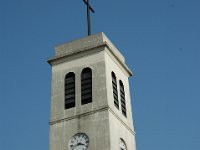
xmin=65 ymin=72 xmax=75 ymax=109
xmin=119 ymin=80 xmax=127 ymax=117
xmin=112 ymin=72 xmax=119 ymax=109
xmin=81 ymin=67 xmax=92 ymax=105
xmin=119 ymin=138 xmax=127 ymax=150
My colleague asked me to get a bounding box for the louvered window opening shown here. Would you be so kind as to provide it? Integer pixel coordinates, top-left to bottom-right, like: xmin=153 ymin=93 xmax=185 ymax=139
xmin=120 ymin=81 xmax=127 ymax=117
xmin=65 ymin=73 xmax=75 ymax=109
xmin=112 ymin=72 xmax=119 ymax=109
xmin=81 ymin=68 xmax=92 ymax=105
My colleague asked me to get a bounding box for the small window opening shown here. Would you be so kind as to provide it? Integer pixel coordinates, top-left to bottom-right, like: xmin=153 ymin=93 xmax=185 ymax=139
xmin=120 ymin=80 xmax=127 ymax=117
xmin=81 ymin=68 xmax=92 ymax=105
xmin=65 ymin=72 xmax=75 ymax=109
xmin=112 ymin=72 xmax=119 ymax=109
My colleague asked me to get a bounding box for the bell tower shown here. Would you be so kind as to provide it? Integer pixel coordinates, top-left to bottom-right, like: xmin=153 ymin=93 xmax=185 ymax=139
xmin=48 ymin=33 xmax=136 ymax=150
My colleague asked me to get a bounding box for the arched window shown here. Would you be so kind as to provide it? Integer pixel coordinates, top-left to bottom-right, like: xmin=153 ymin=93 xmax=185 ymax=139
xmin=112 ymin=72 xmax=119 ymax=109
xmin=65 ymin=72 xmax=75 ymax=109
xmin=81 ymin=68 xmax=92 ymax=105
xmin=119 ymin=80 xmax=127 ymax=117
xmin=119 ymin=138 xmax=127 ymax=150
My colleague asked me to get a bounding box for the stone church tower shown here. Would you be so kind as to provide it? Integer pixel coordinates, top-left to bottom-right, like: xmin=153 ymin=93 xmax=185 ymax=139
xmin=48 ymin=33 xmax=136 ymax=150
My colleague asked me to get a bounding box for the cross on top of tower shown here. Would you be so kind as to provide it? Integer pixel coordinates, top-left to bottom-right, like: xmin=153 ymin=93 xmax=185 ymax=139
xmin=83 ymin=0 xmax=95 ymax=36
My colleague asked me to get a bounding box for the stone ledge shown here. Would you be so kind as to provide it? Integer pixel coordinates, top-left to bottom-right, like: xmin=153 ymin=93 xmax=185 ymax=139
xmin=50 ymin=32 xmax=125 ymax=63
xmin=49 ymin=106 xmax=136 ymax=136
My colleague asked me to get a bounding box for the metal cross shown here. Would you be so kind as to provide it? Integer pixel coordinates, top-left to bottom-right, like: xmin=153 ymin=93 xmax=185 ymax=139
xmin=83 ymin=0 xmax=95 ymax=36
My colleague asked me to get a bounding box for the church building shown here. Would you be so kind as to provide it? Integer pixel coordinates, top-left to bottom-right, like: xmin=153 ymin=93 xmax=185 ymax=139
xmin=48 ymin=32 xmax=136 ymax=150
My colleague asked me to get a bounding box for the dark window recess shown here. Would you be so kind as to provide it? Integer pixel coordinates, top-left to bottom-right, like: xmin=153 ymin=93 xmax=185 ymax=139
xmin=120 ymin=80 xmax=127 ymax=117
xmin=112 ymin=72 xmax=119 ymax=109
xmin=81 ymin=68 xmax=92 ymax=105
xmin=65 ymin=72 xmax=75 ymax=109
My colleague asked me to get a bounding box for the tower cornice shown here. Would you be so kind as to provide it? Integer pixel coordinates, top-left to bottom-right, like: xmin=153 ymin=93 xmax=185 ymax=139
xmin=47 ymin=32 xmax=133 ymax=76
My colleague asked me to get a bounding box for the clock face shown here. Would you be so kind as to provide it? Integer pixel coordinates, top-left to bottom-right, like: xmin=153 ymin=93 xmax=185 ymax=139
xmin=68 ymin=133 xmax=89 ymax=150
xmin=119 ymin=138 xmax=127 ymax=150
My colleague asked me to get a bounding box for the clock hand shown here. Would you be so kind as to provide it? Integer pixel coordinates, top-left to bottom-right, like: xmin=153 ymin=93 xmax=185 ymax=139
xmin=77 ymin=143 xmax=85 ymax=146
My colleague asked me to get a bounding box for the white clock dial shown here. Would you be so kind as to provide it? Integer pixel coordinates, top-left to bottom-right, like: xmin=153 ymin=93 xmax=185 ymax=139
xmin=68 ymin=133 xmax=89 ymax=150
xmin=119 ymin=138 xmax=127 ymax=150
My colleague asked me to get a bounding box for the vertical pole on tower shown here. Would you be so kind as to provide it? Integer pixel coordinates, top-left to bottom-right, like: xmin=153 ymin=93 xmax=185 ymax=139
xmin=87 ymin=0 xmax=91 ymax=35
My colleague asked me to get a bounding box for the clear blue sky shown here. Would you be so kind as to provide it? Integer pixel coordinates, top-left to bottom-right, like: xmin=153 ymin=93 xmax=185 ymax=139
xmin=0 ymin=0 xmax=200 ymax=150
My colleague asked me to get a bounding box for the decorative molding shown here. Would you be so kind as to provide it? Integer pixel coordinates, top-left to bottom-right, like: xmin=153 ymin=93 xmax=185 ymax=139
xmin=49 ymin=105 xmax=109 ymax=125
xmin=49 ymin=105 xmax=136 ymax=136
xmin=47 ymin=32 xmax=133 ymax=76
xmin=108 ymin=107 xmax=136 ymax=136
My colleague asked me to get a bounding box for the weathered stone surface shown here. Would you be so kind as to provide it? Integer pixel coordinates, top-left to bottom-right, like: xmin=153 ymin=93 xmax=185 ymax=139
xmin=54 ymin=32 xmax=124 ymax=63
